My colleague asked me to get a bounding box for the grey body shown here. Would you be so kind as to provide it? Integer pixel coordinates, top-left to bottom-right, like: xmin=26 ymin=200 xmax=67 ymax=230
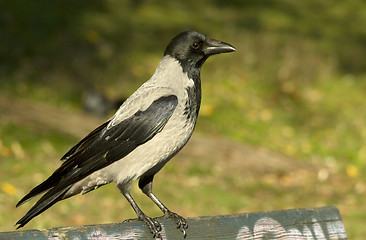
xmin=16 ymin=31 xmax=235 ymax=239
xmin=67 ymin=56 xmax=199 ymax=197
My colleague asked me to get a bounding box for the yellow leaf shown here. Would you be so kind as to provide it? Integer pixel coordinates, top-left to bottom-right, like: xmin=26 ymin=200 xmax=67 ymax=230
xmin=1 ymin=182 xmax=17 ymax=196
xmin=346 ymin=165 xmax=358 ymax=178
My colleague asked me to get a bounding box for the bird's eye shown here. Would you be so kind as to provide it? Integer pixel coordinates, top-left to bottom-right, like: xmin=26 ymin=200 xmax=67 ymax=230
xmin=191 ymin=42 xmax=201 ymax=50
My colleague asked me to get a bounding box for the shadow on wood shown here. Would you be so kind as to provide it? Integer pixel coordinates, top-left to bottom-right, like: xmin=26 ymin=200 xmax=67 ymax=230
xmin=0 ymin=206 xmax=347 ymax=240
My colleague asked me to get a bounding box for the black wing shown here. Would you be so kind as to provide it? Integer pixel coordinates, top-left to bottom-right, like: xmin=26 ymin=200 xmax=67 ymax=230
xmin=61 ymin=120 xmax=112 ymax=162
xmin=16 ymin=95 xmax=178 ymax=228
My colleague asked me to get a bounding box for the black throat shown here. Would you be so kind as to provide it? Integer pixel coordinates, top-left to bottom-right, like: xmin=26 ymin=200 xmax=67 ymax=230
xmin=178 ymin=59 xmax=203 ymax=122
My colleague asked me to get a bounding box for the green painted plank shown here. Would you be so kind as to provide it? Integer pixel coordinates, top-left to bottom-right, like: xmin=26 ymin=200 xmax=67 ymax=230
xmin=0 ymin=206 xmax=347 ymax=240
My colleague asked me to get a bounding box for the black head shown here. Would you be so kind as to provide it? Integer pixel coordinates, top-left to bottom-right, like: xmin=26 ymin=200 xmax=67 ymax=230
xmin=164 ymin=31 xmax=236 ymax=73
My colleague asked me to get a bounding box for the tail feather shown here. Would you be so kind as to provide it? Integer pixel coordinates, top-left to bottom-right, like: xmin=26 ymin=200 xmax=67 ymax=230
xmin=16 ymin=175 xmax=60 ymax=208
xmin=16 ymin=185 xmax=72 ymax=229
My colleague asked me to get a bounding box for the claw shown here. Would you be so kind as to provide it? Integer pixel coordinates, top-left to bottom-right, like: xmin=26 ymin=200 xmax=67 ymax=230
xmin=123 ymin=216 xmax=163 ymax=239
xmin=154 ymin=211 xmax=188 ymax=238
xmin=153 ymin=232 xmax=162 ymax=240
xmin=182 ymin=228 xmax=187 ymax=239
xmin=153 ymin=218 xmax=162 ymax=232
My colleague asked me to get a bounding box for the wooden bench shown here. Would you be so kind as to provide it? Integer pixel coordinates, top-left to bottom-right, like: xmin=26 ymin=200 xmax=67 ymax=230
xmin=0 ymin=206 xmax=347 ymax=239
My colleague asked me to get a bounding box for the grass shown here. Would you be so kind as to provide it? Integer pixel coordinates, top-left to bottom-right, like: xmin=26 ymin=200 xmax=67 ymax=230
xmin=1 ymin=0 xmax=366 ymax=238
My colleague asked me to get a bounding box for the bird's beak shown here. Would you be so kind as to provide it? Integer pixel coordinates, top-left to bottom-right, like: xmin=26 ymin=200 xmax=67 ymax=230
xmin=203 ymin=38 xmax=236 ymax=56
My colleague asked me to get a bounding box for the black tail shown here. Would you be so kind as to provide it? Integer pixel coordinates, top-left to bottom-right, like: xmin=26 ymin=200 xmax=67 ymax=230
xmin=16 ymin=185 xmax=72 ymax=229
xmin=16 ymin=175 xmax=60 ymax=208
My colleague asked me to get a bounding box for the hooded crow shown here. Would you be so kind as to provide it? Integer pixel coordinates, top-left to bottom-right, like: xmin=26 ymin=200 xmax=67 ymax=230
xmin=16 ymin=31 xmax=236 ymax=239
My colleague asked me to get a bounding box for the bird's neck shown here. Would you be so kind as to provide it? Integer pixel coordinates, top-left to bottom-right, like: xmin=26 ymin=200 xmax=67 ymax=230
xmin=180 ymin=59 xmax=202 ymax=122
xmin=153 ymin=56 xmax=202 ymax=121
xmin=184 ymin=77 xmax=201 ymax=120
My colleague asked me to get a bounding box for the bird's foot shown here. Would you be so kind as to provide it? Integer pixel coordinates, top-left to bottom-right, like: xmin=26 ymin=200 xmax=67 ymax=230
xmin=124 ymin=216 xmax=162 ymax=239
xmin=155 ymin=211 xmax=188 ymax=238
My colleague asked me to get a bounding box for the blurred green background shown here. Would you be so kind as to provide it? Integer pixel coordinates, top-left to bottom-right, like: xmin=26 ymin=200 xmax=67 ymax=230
xmin=1 ymin=0 xmax=365 ymax=238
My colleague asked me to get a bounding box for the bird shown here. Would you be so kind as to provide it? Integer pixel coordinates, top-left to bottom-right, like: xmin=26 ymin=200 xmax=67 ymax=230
xmin=16 ymin=30 xmax=236 ymax=239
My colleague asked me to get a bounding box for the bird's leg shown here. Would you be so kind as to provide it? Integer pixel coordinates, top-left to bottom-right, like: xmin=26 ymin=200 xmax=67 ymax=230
xmin=139 ymin=176 xmax=188 ymax=238
xmin=121 ymin=191 xmax=162 ymax=239
xmin=149 ymin=192 xmax=188 ymax=238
